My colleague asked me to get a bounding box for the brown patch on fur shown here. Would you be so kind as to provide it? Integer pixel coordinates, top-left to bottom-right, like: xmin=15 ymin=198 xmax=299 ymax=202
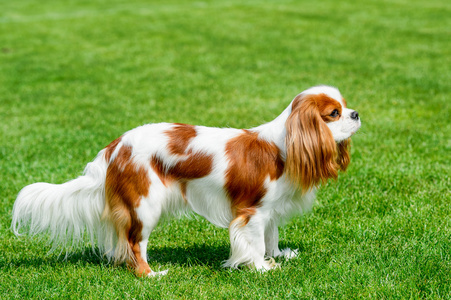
xmin=104 ymin=136 xmax=122 ymax=162
xmin=342 ymin=98 xmax=347 ymax=108
xmin=105 ymin=144 xmax=152 ymax=274
xmin=150 ymin=152 xmax=213 ymax=201
xmin=317 ymin=95 xmax=343 ymax=123
xmin=180 ymin=181 xmax=188 ymax=202
xmin=165 ymin=123 xmax=197 ymax=155
xmin=286 ymin=94 xmax=341 ymax=191
xmin=150 ymin=152 xmax=213 ymax=206
xmin=292 ymin=93 xmax=343 ymax=123
xmin=224 ymin=130 xmax=284 ymax=225
xmin=235 ymin=208 xmax=257 ymax=226
xmin=150 ymin=153 xmax=214 ymax=186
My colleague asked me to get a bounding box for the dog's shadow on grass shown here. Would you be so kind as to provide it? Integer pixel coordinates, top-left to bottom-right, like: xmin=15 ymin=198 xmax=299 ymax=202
xmin=147 ymin=243 xmax=230 ymax=269
xmin=4 ymin=244 xmax=231 ymax=271
xmin=3 ymin=247 xmax=109 ymax=270
xmin=5 ymin=242 xmax=299 ymax=272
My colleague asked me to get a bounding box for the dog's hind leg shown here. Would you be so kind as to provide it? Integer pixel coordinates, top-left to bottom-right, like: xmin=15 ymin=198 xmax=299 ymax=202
xmin=105 ymin=144 xmax=168 ymax=276
xmin=130 ymin=198 xmax=168 ymax=277
xmin=105 ymin=192 xmax=159 ymax=277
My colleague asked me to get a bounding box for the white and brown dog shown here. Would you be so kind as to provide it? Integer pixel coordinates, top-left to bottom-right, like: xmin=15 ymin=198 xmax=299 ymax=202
xmin=12 ymin=85 xmax=361 ymax=277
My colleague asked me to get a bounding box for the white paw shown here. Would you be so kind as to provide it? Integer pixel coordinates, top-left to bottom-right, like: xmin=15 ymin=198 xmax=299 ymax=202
xmin=266 ymin=257 xmax=281 ymax=270
xmin=254 ymin=257 xmax=281 ymax=272
xmin=147 ymin=269 xmax=169 ymax=277
xmin=279 ymin=248 xmax=299 ymax=260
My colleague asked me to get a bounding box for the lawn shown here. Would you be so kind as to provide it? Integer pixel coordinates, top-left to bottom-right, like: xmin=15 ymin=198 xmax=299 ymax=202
xmin=1 ymin=0 xmax=450 ymax=298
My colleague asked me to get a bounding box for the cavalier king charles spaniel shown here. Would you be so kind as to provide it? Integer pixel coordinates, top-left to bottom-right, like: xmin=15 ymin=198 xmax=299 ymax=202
xmin=12 ymin=85 xmax=361 ymax=277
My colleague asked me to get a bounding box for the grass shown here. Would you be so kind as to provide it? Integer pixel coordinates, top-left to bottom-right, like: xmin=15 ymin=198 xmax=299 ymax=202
xmin=1 ymin=0 xmax=450 ymax=298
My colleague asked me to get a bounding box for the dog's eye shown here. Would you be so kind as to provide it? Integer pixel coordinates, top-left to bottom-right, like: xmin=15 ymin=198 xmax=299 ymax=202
xmin=330 ymin=109 xmax=339 ymax=117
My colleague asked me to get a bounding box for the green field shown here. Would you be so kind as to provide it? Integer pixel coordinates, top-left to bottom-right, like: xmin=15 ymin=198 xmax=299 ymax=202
xmin=1 ymin=0 xmax=450 ymax=298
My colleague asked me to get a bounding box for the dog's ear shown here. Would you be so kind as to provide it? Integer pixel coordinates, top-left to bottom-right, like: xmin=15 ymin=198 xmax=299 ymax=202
xmin=285 ymin=94 xmax=339 ymax=191
xmin=337 ymin=138 xmax=351 ymax=171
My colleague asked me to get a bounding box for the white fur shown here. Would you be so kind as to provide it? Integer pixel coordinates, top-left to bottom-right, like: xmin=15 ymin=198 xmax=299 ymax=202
xmin=327 ymin=107 xmax=361 ymax=142
xmin=11 ymin=152 xmax=118 ymax=259
xmin=11 ymin=85 xmax=360 ymax=275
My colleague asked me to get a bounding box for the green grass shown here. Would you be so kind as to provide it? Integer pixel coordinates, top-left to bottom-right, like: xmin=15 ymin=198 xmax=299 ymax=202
xmin=1 ymin=0 xmax=450 ymax=298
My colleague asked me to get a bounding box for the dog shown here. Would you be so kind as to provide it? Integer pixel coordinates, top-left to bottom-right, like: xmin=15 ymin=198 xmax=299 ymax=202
xmin=12 ymin=85 xmax=361 ymax=277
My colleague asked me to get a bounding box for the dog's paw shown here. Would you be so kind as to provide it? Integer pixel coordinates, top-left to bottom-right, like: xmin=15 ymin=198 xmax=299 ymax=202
xmin=253 ymin=257 xmax=281 ymax=272
xmin=266 ymin=257 xmax=281 ymax=270
xmin=147 ymin=269 xmax=169 ymax=277
xmin=278 ymin=248 xmax=299 ymax=260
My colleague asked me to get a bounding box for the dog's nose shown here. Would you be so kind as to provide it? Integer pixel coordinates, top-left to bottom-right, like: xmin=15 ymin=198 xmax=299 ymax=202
xmin=351 ymin=111 xmax=359 ymax=120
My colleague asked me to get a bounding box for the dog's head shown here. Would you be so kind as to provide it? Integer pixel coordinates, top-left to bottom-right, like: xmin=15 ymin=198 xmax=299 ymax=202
xmin=285 ymin=85 xmax=361 ymax=191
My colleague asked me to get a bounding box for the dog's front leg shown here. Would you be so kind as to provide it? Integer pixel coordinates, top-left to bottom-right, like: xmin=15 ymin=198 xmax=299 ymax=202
xmin=264 ymin=219 xmax=282 ymax=257
xmin=223 ymin=213 xmax=278 ymax=271
xmin=264 ymin=219 xmax=298 ymax=260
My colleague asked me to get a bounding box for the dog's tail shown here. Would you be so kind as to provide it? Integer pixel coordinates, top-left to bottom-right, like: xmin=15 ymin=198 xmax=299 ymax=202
xmin=11 ymin=150 xmax=119 ymax=261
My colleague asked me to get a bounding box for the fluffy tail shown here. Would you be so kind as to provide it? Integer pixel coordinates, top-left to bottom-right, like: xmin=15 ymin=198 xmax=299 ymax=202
xmin=11 ymin=151 xmax=117 ymax=260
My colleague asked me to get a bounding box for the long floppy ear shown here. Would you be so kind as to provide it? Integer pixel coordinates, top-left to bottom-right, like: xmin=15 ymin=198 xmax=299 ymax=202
xmin=337 ymin=138 xmax=351 ymax=171
xmin=285 ymin=95 xmax=339 ymax=191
